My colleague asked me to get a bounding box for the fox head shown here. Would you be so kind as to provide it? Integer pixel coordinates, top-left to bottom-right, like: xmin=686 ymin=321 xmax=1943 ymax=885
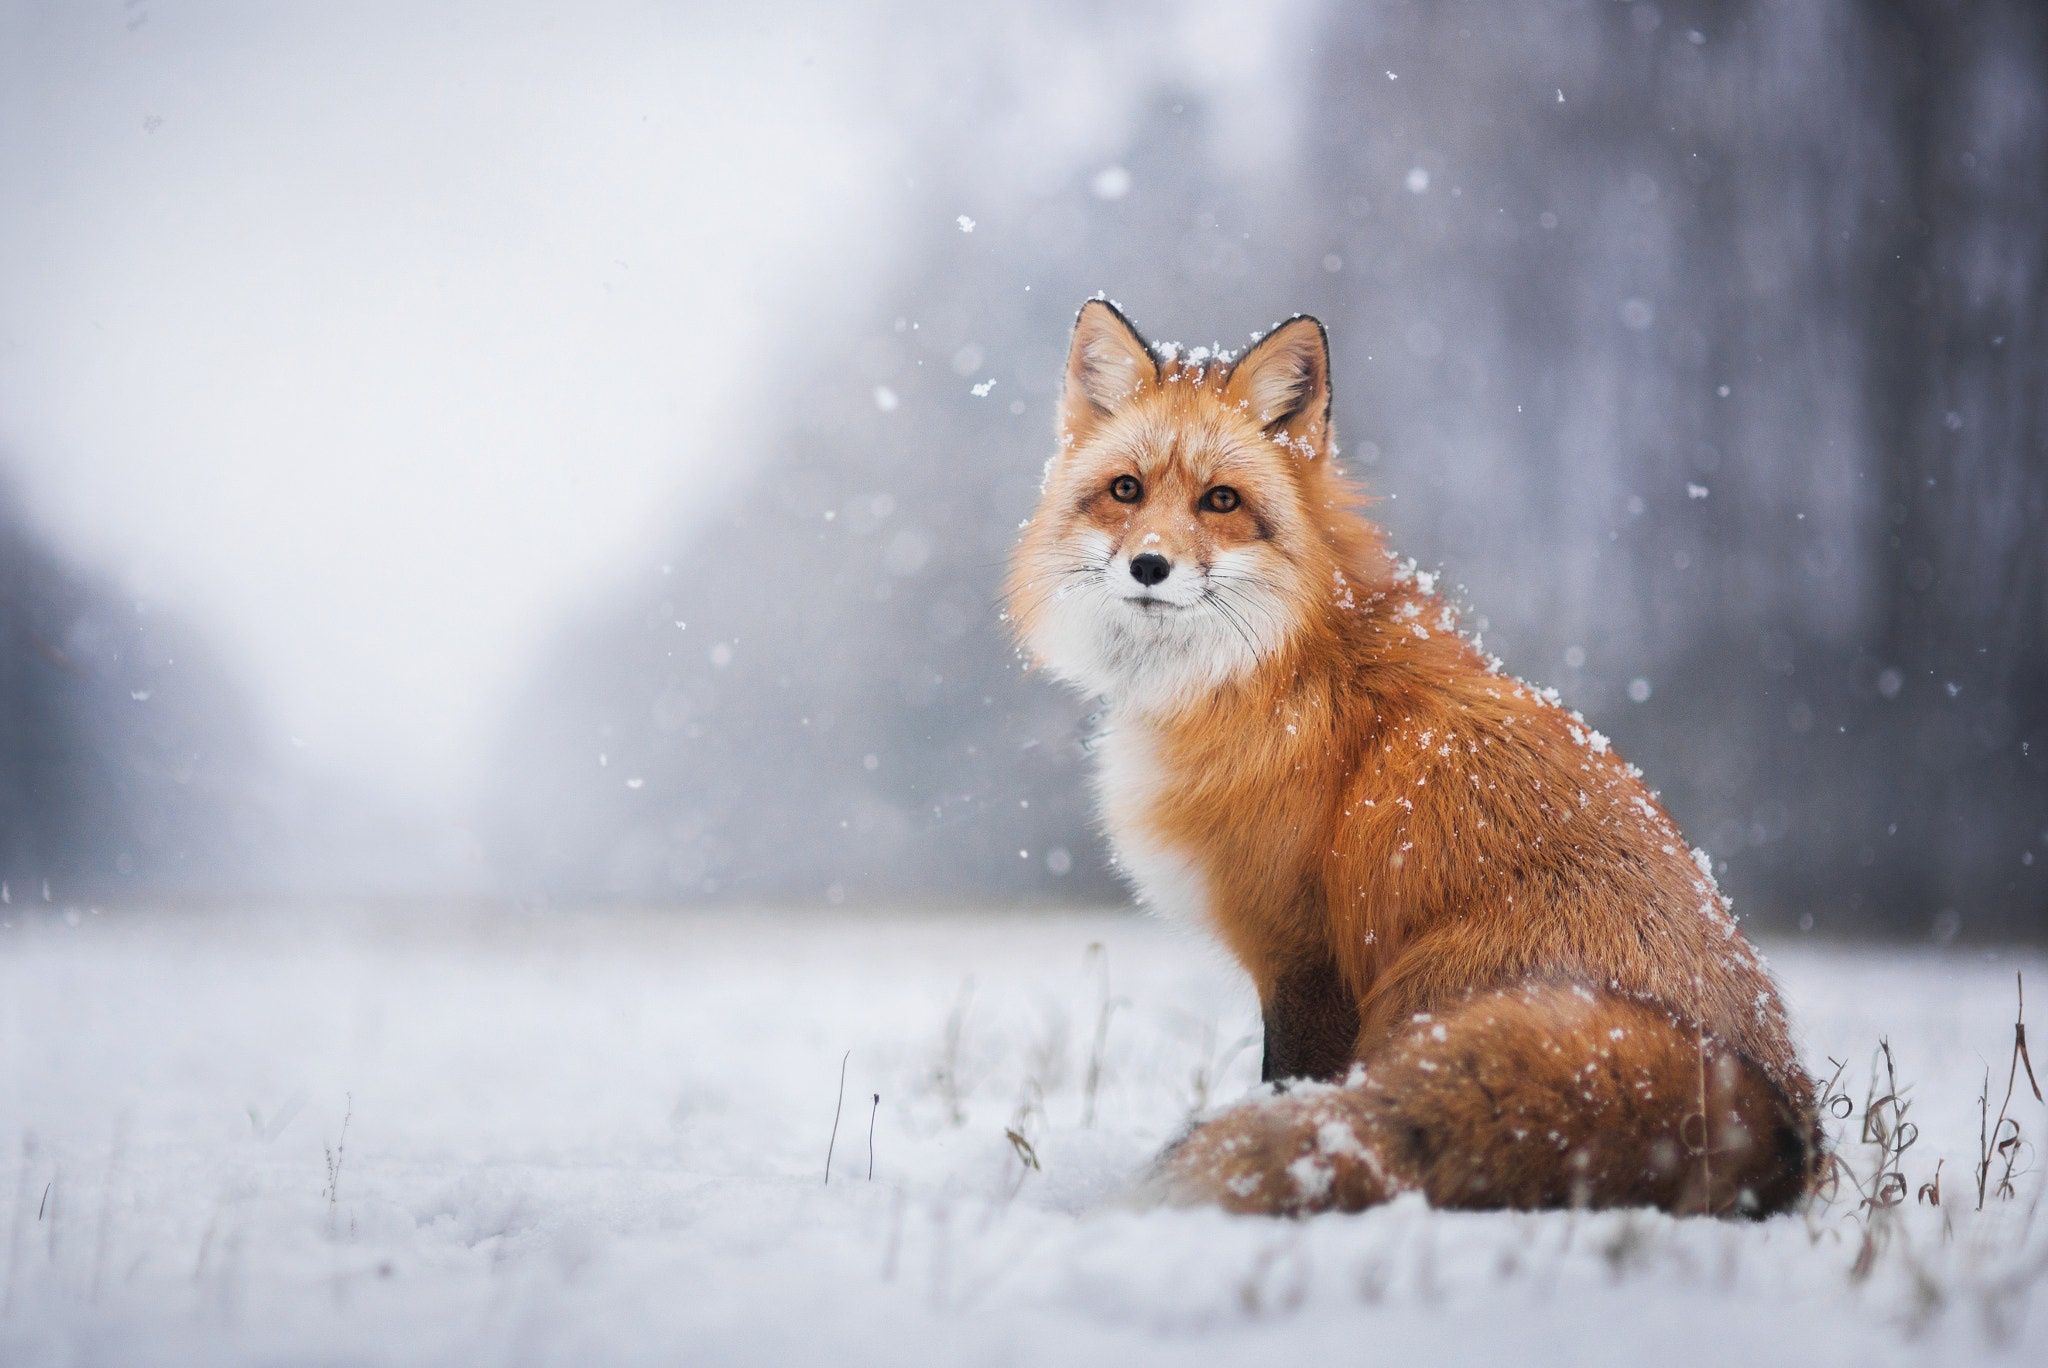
xmin=1006 ymin=299 xmax=1371 ymax=713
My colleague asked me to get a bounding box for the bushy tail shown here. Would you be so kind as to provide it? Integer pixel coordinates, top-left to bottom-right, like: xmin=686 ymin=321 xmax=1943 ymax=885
xmin=1145 ymin=981 xmax=1819 ymax=1218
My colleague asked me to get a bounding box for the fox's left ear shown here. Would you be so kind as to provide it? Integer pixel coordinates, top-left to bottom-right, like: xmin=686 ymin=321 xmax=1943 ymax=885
xmin=1226 ymin=316 xmax=1332 ymax=456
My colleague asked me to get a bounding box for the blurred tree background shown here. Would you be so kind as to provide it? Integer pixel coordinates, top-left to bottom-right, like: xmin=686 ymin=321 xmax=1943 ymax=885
xmin=0 ymin=480 xmax=272 ymax=893
xmin=490 ymin=0 xmax=2046 ymax=933
xmin=3 ymin=0 xmax=2042 ymax=934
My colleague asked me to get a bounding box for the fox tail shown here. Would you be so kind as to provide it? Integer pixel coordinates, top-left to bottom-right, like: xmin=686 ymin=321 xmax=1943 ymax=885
xmin=1143 ymin=981 xmax=1819 ymax=1218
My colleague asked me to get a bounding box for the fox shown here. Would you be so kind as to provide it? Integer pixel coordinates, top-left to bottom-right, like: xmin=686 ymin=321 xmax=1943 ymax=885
xmin=1002 ymin=298 xmax=1822 ymax=1218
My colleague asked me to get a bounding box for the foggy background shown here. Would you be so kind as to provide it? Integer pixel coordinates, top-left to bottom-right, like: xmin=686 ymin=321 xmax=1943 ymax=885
xmin=2 ymin=0 xmax=2042 ymax=936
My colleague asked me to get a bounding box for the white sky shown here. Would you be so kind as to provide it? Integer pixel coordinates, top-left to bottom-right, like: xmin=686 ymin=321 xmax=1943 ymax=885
xmin=0 ymin=0 xmax=1311 ymax=825
xmin=0 ymin=1 xmax=893 ymax=806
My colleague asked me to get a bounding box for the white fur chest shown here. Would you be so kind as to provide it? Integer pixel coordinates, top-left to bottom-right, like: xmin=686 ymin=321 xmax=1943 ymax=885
xmin=1092 ymin=723 xmax=1211 ymax=928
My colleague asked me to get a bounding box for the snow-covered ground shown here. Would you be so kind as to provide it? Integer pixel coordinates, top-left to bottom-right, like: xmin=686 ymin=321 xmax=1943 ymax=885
xmin=0 ymin=905 xmax=2043 ymax=1366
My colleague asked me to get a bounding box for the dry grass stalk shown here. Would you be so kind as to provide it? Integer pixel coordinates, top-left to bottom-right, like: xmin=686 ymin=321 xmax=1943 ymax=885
xmin=1918 ymin=1158 xmax=1944 ymax=1207
xmin=823 ymin=1050 xmax=850 ymax=1186
xmin=930 ymin=979 xmax=974 ymax=1127
xmin=1975 ymin=971 xmax=2041 ymax=1210
xmin=1004 ymin=1128 xmax=1040 ymax=1172
xmin=1848 ymin=1040 xmax=1917 ymax=1280
xmin=1081 ymin=943 xmax=1128 ymax=1128
xmin=322 ymin=1094 xmax=352 ymax=1239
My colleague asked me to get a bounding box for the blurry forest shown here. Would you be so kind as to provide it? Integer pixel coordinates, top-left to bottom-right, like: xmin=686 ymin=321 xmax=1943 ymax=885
xmin=0 ymin=481 xmax=271 ymax=892
xmin=3 ymin=0 xmax=2044 ymax=934
xmin=492 ymin=0 xmax=2048 ymax=932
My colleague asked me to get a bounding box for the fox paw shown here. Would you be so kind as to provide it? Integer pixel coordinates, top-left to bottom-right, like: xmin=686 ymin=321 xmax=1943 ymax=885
xmin=1141 ymin=1087 xmax=1398 ymax=1216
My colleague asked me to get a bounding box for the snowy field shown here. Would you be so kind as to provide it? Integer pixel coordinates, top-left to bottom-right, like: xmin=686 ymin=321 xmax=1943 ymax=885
xmin=1 ymin=905 xmax=2044 ymax=1367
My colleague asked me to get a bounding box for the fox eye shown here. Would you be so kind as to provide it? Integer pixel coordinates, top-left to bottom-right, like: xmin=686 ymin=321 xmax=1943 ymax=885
xmin=1110 ymin=474 xmax=1143 ymax=503
xmin=1200 ymin=485 xmax=1241 ymax=514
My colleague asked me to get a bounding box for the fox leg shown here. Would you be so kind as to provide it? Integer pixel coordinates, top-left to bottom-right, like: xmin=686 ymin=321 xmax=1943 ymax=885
xmin=1149 ymin=981 xmax=1818 ymax=1218
xmin=1260 ymin=952 xmax=1359 ymax=1083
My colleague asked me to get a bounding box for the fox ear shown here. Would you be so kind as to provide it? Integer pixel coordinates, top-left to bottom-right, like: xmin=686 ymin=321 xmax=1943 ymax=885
xmin=1060 ymin=299 xmax=1156 ymax=441
xmin=1227 ymin=316 xmax=1332 ymax=454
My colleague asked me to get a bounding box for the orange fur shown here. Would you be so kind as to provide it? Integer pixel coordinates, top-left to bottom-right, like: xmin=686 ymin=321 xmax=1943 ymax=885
xmin=1004 ymin=299 xmax=1820 ymax=1217
xmin=1143 ymin=983 xmax=1813 ymax=1216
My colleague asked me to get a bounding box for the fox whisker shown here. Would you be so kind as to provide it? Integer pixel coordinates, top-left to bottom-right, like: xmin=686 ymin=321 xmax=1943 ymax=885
xmin=1200 ymin=591 xmax=1261 ymax=657
xmin=1206 ymin=581 xmax=1285 ymax=640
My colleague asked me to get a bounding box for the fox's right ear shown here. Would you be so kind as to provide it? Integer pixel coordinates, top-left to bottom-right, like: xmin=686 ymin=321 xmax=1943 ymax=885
xmin=1059 ymin=299 xmax=1156 ymax=443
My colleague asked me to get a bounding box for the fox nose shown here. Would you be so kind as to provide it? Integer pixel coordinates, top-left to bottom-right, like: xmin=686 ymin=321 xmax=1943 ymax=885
xmin=1128 ymin=553 xmax=1172 ymax=587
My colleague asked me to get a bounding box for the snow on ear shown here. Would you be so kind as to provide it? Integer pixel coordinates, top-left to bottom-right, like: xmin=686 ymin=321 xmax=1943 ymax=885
xmin=1227 ymin=316 xmax=1332 ymax=452
xmin=1060 ymin=299 xmax=1157 ymax=440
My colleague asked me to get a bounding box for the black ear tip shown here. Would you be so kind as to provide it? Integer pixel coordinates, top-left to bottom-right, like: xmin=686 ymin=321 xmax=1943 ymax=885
xmin=1076 ymin=296 xmax=1140 ymax=331
xmin=1072 ymin=297 xmax=1151 ymax=362
xmin=1250 ymin=314 xmax=1330 ymax=355
xmin=1282 ymin=314 xmax=1329 ymax=345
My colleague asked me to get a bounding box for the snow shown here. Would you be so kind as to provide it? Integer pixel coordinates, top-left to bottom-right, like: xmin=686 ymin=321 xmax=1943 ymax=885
xmin=2 ymin=907 xmax=2044 ymax=1367
xmin=1091 ymin=167 xmax=1132 ymax=201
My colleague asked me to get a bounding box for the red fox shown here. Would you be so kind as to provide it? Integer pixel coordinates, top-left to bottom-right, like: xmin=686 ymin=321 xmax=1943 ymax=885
xmin=1003 ymin=299 xmax=1821 ymax=1217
